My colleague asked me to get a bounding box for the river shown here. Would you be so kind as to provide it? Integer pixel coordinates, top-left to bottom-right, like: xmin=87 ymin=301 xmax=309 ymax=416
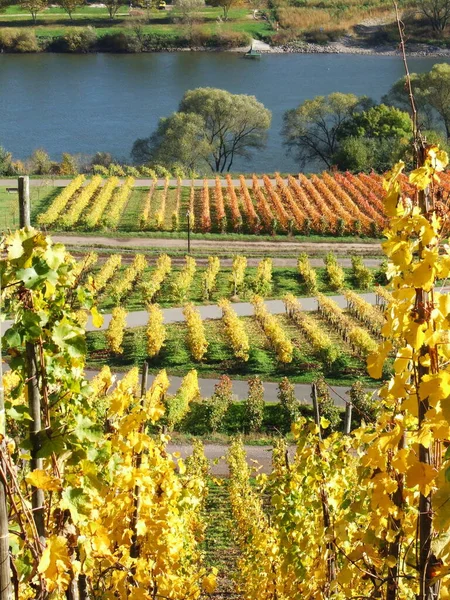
xmin=0 ymin=52 xmax=448 ymax=172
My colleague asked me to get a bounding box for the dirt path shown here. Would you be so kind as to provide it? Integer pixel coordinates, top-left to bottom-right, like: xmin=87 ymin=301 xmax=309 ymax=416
xmin=54 ymin=234 xmax=381 ymax=255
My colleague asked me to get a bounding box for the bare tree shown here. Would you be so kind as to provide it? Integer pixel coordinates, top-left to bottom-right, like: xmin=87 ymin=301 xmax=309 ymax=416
xmin=174 ymin=0 xmax=205 ymax=24
xmin=57 ymin=0 xmax=85 ymax=20
xmin=418 ymin=0 xmax=450 ymax=32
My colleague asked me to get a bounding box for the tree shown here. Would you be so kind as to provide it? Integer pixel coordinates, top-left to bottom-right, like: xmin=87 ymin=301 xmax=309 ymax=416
xmin=333 ymin=104 xmax=413 ymax=171
xmin=0 ymin=146 xmax=13 ymax=176
xmin=104 ymin=0 xmax=122 ymax=19
xmin=30 ymin=148 xmax=52 ymax=174
xmin=59 ymin=153 xmax=79 ymax=175
xmin=132 ymin=88 xmax=271 ymax=173
xmin=58 ymin=0 xmax=84 ymax=19
xmin=282 ymin=92 xmax=370 ymax=169
xmin=207 ymin=0 xmax=236 ymax=19
xmin=174 ymin=0 xmax=205 ymax=24
xmin=383 ymin=63 xmax=450 ymax=140
xmin=20 ymin=0 xmax=47 ymax=23
xmin=132 ymin=112 xmax=211 ymax=172
xmin=179 ymin=88 xmax=271 ymax=172
xmin=418 ymin=0 xmax=450 ymax=32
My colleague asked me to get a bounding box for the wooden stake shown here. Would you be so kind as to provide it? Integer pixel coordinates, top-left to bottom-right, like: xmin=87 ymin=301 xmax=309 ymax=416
xmin=18 ymin=177 xmax=30 ymax=228
xmin=26 ymin=342 xmax=45 ymax=544
xmin=311 ymin=383 xmax=322 ymax=440
xmin=0 ymin=278 xmax=12 ymax=600
xmin=344 ymin=402 xmax=352 ymax=435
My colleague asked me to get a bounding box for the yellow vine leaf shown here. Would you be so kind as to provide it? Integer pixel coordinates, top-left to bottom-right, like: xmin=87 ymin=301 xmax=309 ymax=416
xmin=409 ymin=165 xmax=433 ymax=190
xmin=202 ymin=568 xmax=218 ymax=593
xmin=37 ymin=536 xmax=73 ymax=593
xmin=91 ymin=306 xmax=104 ymax=328
xmin=26 ymin=469 xmax=61 ymax=491
xmin=367 ymin=341 xmax=392 ymax=379
xmin=427 ymin=146 xmax=449 ymax=172
xmin=419 ymin=373 xmax=450 ymax=405
xmin=406 ymin=462 xmax=437 ymax=496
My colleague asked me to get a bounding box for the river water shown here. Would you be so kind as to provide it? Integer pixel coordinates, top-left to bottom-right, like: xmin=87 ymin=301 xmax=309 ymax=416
xmin=0 ymin=52 xmax=448 ymax=172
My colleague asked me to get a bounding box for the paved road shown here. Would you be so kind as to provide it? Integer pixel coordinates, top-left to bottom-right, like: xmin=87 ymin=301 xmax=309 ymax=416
xmin=166 ymin=443 xmax=297 ymax=476
xmin=90 ymin=292 xmax=376 ymax=331
xmin=87 ymin=369 xmax=353 ymax=405
xmin=2 ymin=292 xmax=377 ymax=333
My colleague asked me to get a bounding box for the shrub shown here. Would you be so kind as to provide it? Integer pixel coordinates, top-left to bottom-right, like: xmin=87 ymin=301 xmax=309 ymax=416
xmin=30 ymin=149 xmax=52 ymax=175
xmin=15 ymin=30 xmax=40 ymax=53
xmin=312 ymin=376 xmax=340 ymax=431
xmin=245 ymin=376 xmax=264 ymax=432
xmin=92 ymin=164 xmax=109 ymax=176
xmin=205 ymin=375 xmax=233 ymax=432
xmin=277 ymin=377 xmax=299 ymax=426
xmin=123 ymin=166 xmax=139 ymax=176
xmin=59 ymin=153 xmax=79 ymax=176
xmin=0 ymin=29 xmax=18 ymax=50
xmin=139 ymin=166 xmax=158 ymax=178
xmin=108 ymin=163 xmax=126 ymax=177
xmin=2 ymin=30 xmax=40 ymax=52
xmin=351 ymin=256 xmax=374 ymax=289
xmin=97 ymin=31 xmax=133 ymax=52
xmin=63 ymin=26 xmax=96 ymax=52
xmin=347 ymin=380 xmax=379 ymax=424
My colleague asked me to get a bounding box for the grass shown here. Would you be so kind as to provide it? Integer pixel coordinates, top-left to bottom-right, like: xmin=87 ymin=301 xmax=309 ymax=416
xmin=0 ymin=185 xmax=58 ymax=231
xmin=86 ymin=309 xmax=376 ymax=386
xmin=0 ymin=4 xmax=269 ymax=42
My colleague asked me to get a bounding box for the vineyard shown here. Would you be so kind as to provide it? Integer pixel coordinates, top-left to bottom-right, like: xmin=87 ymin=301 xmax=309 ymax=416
xmin=13 ymin=170 xmax=437 ymax=236
xmin=86 ymin=291 xmax=385 ymax=387
xmin=3 ymin=143 xmax=450 ymax=600
xmin=70 ymin=251 xmax=380 ymax=313
xmin=31 ymin=172 xmax=392 ymax=235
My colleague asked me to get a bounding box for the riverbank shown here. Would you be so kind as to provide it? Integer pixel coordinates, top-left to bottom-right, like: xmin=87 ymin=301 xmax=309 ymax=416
xmin=1 ymin=35 xmax=449 ymax=56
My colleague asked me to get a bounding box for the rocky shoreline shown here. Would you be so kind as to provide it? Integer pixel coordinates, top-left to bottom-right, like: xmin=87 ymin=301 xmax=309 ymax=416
xmin=163 ymin=40 xmax=450 ymax=57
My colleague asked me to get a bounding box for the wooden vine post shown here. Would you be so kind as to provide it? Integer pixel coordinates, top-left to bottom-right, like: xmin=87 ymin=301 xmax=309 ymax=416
xmin=0 ymin=272 xmax=12 ymax=600
xmin=311 ymin=383 xmax=336 ymax=594
xmin=18 ymin=180 xmax=46 ymax=543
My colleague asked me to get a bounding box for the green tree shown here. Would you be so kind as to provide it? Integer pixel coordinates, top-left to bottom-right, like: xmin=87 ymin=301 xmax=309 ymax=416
xmin=132 ymin=88 xmax=271 ymax=173
xmin=0 ymin=146 xmax=13 ymax=176
xmin=282 ymin=92 xmax=370 ymax=169
xmin=104 ymin=0 xmax=122 ymax=19
xmin=57 ymin=0 xmax=84 ymax=19
xmin=207 ymin=0 xmax=236 ymax=20
xmin=179 ymin=88 xmax=271 ymax=172
xmin=131 ymin=112 xmax=211 ymax=172
xmin=333 ymin=104 xmax=413 ymax=172
xmin=383 ymin=63 xmax=450 ymax=140
xmin=59 ymin=153 xmax=79 ymax=175
xmin=20 ymin=0 xmax=47 ymax=23
xmin=30 ymin=148 xmax=52 ymax=175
